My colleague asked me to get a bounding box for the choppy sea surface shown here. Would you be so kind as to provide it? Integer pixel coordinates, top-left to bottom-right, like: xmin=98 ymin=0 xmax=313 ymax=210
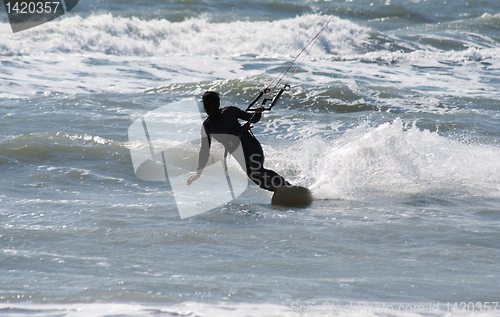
xmin=1 ymin=0 xmax=500 ymax=316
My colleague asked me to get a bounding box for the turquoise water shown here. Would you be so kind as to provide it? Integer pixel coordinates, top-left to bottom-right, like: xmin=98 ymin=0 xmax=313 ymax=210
xmin=1 ymin=0 xmax=500 ymax=316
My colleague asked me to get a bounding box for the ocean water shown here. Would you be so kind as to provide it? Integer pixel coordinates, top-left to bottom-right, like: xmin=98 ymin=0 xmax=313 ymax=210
xmin=1 ymin=0 xmax=500 ymax=316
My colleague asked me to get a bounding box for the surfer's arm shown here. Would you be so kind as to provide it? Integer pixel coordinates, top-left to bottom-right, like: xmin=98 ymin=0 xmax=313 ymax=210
xmin=232 ymin=106 xmax=262 ymax=123
xmin=196 ymin=125 xmax=212 ymax=174
xmin=188 ymin=125 xmax=211 ymax=186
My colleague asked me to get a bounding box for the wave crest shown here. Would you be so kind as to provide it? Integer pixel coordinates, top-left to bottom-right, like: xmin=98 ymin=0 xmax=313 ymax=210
xmin=0 ymin=14 xmax=370 ymax=57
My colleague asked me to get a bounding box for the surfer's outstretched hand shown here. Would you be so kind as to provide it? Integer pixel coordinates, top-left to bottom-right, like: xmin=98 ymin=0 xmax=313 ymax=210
xmin=255 ymin=105 xmax=265 ymax=113
xmin=187 ymin=173 xmax=200 ymax=186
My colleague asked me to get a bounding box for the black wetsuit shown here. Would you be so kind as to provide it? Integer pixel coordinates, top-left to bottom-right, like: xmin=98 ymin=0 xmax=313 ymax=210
xmin=196 ymin=106 xmax=290 ymax=192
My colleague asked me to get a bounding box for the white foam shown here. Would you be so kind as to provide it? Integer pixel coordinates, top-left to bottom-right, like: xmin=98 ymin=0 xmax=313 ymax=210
xmin=347 ymin=47 xmax=500 ymax=65
xmin=274 ymin=119 xmax=500 ymax=200
xmin=1 ymin=14 xmax=498 ymax=98
xmin=0 ymin=14 xmax=368 ymax=57
xmin=0 ymin=54 xmax=261 ymax=96
xmin=1 ymin=13 xmax=498 ymax=65
xmin=0 ymin=302 xmax=302 ymax=317
xmin=2 ymin=301 xmax=499 ymax=317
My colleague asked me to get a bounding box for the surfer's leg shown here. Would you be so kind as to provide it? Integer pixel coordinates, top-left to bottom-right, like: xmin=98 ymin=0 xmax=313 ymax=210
xmin=249 ymin=165 xmax=291 ymax=191
xmin=240 ymin=135 xmax=291 ymax=191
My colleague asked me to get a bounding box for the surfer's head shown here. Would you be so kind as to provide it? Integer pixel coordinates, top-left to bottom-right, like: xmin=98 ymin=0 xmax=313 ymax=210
xmin=202 ymin=91 xmax=220 ymax=116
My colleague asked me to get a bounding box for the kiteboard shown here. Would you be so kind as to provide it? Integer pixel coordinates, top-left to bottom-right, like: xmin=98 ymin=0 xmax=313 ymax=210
xmin=271 ymin=186 xmax=312 ymax=207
